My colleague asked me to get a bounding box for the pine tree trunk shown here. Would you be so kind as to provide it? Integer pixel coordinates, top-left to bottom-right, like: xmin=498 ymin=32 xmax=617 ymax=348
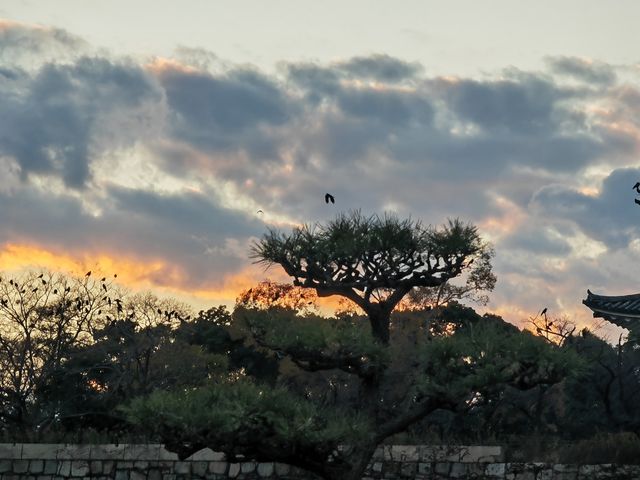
xmin=366 ymin=308 xmax=391 ymax=345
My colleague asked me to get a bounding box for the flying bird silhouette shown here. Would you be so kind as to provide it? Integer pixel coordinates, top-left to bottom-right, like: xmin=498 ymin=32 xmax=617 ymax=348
xmin=325 ymin=193 xmax=335 ymax=204
xmin=257 ymin=209 xmax=264 ymax=214
xmin=634 ymin=182 xmax=640 ymax=194
xmin=540 ymin=307 xmax=548 ymax=316
xmin=85 ymin=271 xmax=91 ymax=277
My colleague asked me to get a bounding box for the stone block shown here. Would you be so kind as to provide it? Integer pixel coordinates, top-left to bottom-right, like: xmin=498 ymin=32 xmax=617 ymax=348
xmin=417 ymin=462 xmax=431 ymax=474
xmin=36 ymin=476 xmax=53 ymax=480
xmin=372 ymin=461 xmax=383 ymax=473
xmin=90 ymin=444 xmax=125 ymax=460
xmin=174 ymin=461 xmax=191 ymax=475
xmin=56 ymin=445 xmax=90 ymax=460
xmin=466 ymin=463 xmax=488 ymax=477
xmin=274 ymin=462 xmax=290 ymax=475
xmin=400 ymin=462 xmax=417 ymax=477
xmin=241 ymin=461 xmax=256 ymax=473
xmin=13 ymin=460 xmax=29 ymax=473
xmin=90 ymin=461 xmax=103 ymax=475
xmin=537 ymin=468 xmax=553 ymax=480
xmin=115 ymin=469 xmax=130 ymax=480
xmin=460 ymin=446 xmax=504 ymax=463
xmin=162 ymin=475 xmax=176 ymax=480
xmin=506 ymin=462 xmax=525 ymax=474
xmin=228 ymin=463 xmax=240 ymax=478
xmin=57 ymin=460 xmax=71 ymax=476
xmin=391 ymin=445 xmax=419 ymax=462
xmin=22 ymin=444 xmax=60 ymax=460
xmin=148 ymin=469 xmax=162 ymax=480
xmin=29 ymin=460 xmax=44 ymax=474
xmin=209 ymin=461 xmax=228 ymax=474
xmin=485 ymin=463 xmax=506 ymax=478
xmin=257 ymin=462 xmax=274 ymax=477
xmin=155 ymin=461 xmax=175 ymax=471
xmin=192 ymin=461 xmax=208 ymax=477
xmin=134 ymin=461 xmax=150 ymax=470
xmin=71 ymin=460 xmax=90 ymax=476
xmin=434 ymin=462 xmax=450 ymax=475
xmin=103 ymin=460 xmax=116 ymax=475
xmin=0 ymin=459 xmax=12 ymax=472
xmin=450 ymin=463 xmax=468 ymax=478
xmin=130 ymin=471 xmax=146 ymax=480
xmin=420 ymin=445 xmax=461 ymax=462
xmin=0 ymin=444 xmax=23 ymax=459
xmin=43 ymin=460 xmax=57 ymax=474
xmin=125 ymin=444 xmax=160 ymax=461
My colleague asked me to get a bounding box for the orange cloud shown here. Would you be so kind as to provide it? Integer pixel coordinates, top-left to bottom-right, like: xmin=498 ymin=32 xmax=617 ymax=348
xmin=0 ymin=242 xmax=182 ymax=285
xmin=145 ymin=57 xmax=200 ymax=75
xmin=478 ymin=195 xmax=526 ymax=242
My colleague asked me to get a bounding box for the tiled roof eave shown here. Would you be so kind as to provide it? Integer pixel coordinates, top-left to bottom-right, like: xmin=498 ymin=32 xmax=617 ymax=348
xmin=587 ymin=307 xmax=640 ymax=321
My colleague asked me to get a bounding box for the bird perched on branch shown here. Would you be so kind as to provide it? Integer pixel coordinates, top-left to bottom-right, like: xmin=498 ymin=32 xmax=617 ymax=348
xmin=325 ymin=193 xmax=335 ymax=204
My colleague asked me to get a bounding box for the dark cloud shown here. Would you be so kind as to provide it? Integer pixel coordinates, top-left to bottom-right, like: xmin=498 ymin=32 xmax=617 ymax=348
xmin=546 ymin=56 xmax=617 ymax=86
xmin=435 ymin=74 xmax=572 ymax=135
xmin=531 ymin=167 xmax=640 ymax=249
xmin=501 ymin=225 xmax=572 ymax=256
xmin=336 ymin=87 xmax=433 ymax=126
xmin=0 ymin=20 xmax=86 ymax=62
xmin=0 ymin=57 xmax=162 ymax=188
xmin=157 ymin=65 xmax=296 ymax=154
xmin=107 ymin=186 xmax=259 ymax=240
xmin=285 ymin=63 xmax=341 ymax=104
xmin=338 ymin=54 xmax=422 ymax=82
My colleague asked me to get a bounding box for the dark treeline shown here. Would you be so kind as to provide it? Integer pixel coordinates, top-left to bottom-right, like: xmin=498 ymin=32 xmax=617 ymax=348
xmin=1 ymin=271 xmax=638 ymax=450
xmin=0 ymin=270 xmax=278 ymax=440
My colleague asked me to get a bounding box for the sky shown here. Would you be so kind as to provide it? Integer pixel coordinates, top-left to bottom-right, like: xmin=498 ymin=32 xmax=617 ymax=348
xmin=1 ymin=1 xmax=640 ymax=337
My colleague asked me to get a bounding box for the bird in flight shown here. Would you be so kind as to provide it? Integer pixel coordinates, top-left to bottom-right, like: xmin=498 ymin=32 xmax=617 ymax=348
xmin=257 ymin=209 xmax=264 ymax=214
xmin=634 ymin=182 xmax=640 ymax=194
xmin=540 ymin=307 xmax=547 ymax=316
xmin=325 ymin=193 xmax=335 ymax=204
xmin=85 ymin=271 xmax=91 ymax=277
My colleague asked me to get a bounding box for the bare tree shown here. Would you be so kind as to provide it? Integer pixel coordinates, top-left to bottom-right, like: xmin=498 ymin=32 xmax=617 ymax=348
xmin=0 ymin=270 xmax=119 ymax=429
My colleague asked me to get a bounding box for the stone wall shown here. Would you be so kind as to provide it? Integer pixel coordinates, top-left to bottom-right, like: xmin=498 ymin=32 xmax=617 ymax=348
xmin=0 ymin=443 xmax=636 ymax=479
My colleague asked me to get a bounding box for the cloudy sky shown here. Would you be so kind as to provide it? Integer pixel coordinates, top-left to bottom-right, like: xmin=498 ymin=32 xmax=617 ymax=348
xmin=2 ymin=1 xmax=640 ymax=336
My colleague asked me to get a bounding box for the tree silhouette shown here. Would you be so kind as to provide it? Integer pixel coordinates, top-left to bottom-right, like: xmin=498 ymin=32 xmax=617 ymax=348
xmin=252 ymin=211 xmax=486 ymax=344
